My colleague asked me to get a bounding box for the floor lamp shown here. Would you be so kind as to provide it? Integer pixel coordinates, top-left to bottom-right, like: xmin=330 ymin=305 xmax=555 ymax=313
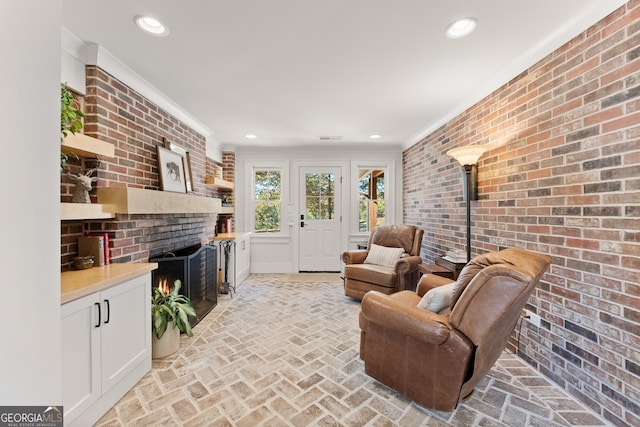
xmin=446 ymin=145 xmax=489 ymax=262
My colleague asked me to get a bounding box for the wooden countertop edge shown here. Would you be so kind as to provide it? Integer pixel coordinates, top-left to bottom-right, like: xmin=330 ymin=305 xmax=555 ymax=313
xmin=211 ymin=232 xmax=251 ymax=240
xmin=61 ymin=263 xmax=158 ymax=304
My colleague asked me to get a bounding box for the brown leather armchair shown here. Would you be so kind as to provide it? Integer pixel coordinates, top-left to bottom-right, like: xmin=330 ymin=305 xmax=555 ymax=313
xmin=359 ymin=248 xmax=550 ymax=412
xmin=342 ymin=224 xmax=424 ymax=300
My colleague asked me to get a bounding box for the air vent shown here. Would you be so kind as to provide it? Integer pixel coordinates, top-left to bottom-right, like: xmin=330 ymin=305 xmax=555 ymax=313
xmin=319 ymin=136 xmax=343 ymax=141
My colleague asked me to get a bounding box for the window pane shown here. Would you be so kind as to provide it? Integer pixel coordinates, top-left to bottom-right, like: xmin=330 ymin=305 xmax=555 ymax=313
xmin=254 ymin=169 xmax=281 ymax=233
xmin=320 ymin=196 xmax=334 ymax=219
xmin=306 ymin=173 xmax=319 ymax=196
xmin=321 ymin=173 xmax=334 ymax=196
xmin=358 ymin=169 xmax=385 ymax=232
xmin=255 ymin=170 xmax=281 ymax=201
xmin=254 ymin=201 xmax=280 ymax=232
xmin=306 ymin=197 xmax=319 ymax=220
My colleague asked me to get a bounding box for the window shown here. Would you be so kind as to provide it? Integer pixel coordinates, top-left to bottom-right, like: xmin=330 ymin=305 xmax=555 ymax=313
xmin=305 ymin=172 xmax=335 ymax=220
xmin=253 ymin=169 xmax=282 ymax=233
xmin=358 ymin=169 xmax=385 ymax=232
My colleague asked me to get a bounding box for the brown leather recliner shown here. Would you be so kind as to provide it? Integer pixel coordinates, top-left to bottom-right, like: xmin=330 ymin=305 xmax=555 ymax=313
xmin=359 ymin=248 xmax=550 ymax=412
xmin=342 ymin=224 xmax=424 ymax=300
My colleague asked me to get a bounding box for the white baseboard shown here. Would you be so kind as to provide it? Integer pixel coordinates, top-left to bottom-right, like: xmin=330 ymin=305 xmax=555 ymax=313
xmin=250 ymin=263 xmax=296 ymax=273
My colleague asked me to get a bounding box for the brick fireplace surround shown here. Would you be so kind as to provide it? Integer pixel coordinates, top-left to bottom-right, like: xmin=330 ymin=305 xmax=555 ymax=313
xmin=60 ymin=66 xmax=234 ymax=268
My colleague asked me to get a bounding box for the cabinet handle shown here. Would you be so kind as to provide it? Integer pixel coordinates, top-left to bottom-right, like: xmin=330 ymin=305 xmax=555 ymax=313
xmin=104 ymin=299 xmax=110 ymax=324
xmin=94 ymin=302 xmax=101 ymax=328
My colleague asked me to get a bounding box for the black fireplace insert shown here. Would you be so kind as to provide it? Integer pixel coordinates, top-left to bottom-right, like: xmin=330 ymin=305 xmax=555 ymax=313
xmin=150 ymin=243 xmax=217 ymax=328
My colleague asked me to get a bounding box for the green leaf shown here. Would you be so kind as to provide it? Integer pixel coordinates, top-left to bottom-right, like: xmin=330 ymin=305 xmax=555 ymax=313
xmin=151 ymin=279 xmax=195 ymax=339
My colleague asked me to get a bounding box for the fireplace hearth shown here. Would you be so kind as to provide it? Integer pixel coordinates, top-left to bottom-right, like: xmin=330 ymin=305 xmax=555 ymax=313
xmin=150 ymin=243 xmax=217 ymax=327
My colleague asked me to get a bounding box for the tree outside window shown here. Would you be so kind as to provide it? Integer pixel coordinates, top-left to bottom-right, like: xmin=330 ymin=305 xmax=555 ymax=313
xmin=253 ymin=170 xmax=281 ymax=233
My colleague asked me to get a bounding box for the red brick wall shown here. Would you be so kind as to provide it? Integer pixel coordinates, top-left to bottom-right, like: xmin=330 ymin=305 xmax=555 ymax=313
xmin=403 ymin=3 xmax=639 ymax=426
xmin=61 ymin=66 xmax=220 ymax=268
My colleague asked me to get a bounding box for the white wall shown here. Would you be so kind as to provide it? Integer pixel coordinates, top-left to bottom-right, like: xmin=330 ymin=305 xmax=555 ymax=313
xmin=235 ymin=145 xmax=403 ymax=273
xmin=0 ymin=0 xmax=62 ymax=404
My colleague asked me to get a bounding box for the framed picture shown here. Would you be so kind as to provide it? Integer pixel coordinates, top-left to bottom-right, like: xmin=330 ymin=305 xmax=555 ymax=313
xmin=163 ymin=138 xmax=194 ymax=193
xmin=157 ymin=145 xmax=187 ymax=193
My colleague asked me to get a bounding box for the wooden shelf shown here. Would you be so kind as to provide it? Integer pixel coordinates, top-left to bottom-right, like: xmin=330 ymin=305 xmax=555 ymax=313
xmin=61 ymin=202 xmax=116 ymax=220
xmin=97 ymin=187 xmax=222 ymax=215
xmin=220 ymin=206 xmax=234 ymax=214
xmin=205 ymin=176 xmax=234 ymax=190
xmin=62 ymin=133 xmax=115 ymax=159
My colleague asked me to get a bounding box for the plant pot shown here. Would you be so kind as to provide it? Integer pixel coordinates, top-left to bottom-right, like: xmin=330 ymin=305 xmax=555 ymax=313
xmin=152 ymin=321 xmax=180 ymax=359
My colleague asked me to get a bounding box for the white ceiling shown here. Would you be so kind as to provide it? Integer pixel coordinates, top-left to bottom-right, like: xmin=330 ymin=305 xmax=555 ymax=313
xmin=62 ymin=0 xmax=627 ymax=149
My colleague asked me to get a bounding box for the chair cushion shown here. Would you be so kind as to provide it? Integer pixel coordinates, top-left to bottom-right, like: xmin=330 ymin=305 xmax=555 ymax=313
xmin=418 ymin=282 xmax=456 ymax=313
xmin=345 ymin=264 xmax=397 ymax=288
xmin=364 ymin=243 xmax=404 ymax=268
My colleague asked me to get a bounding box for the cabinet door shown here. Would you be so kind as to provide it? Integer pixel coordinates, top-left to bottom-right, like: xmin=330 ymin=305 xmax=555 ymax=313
xmin=100 ymin=275 xmax=151 ymax=392
xmin=236 ymin=236 xmax=250 ymax=283
xmin=61 ymin=293 xmax=101 ymax=424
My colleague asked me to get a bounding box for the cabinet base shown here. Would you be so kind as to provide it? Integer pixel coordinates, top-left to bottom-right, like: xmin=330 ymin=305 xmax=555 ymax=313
xmin=66 ymin=359 xmax=150 ymax=427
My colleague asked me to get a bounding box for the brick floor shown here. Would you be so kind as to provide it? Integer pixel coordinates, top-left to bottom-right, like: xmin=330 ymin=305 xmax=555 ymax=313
xmin=96 ymin=274 xmax=611 ymax=426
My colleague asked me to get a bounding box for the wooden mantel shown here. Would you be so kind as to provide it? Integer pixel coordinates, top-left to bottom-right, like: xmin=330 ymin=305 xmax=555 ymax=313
xmin=97 ymin=187 xmax=222 ymax=215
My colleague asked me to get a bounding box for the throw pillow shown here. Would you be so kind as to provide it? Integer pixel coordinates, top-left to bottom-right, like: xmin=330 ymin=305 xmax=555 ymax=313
xmin=418 ymin=282 xmax=456 ymax=313
xmin=364 ymin=243 xmax=404 ymax=268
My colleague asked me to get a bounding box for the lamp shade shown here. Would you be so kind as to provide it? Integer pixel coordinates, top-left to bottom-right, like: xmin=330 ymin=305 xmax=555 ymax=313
xmin=446 ymin=145 xmax=489 ymax=166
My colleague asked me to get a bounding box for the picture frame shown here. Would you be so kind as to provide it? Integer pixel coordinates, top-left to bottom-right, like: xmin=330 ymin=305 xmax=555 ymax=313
xmin=157 ymin=145 xmax=187 ymax=193
xmin=163 ymin=138 xmax=194 ymax=193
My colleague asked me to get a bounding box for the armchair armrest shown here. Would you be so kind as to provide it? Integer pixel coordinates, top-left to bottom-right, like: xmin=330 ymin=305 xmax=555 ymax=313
xmin=416 ymin=274 xmax=455 ymax=297
xmin=395 ymin=255 xmax=423 ymax=292
xmin=395 ymin=255 xmax=422 ymax=274
xmin=342 ymin=250 xmax=368 ymax=265
xmin=360 ymin=291 xmax=452 ymax=345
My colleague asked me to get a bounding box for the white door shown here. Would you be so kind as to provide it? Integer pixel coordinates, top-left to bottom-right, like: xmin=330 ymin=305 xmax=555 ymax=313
xmin=299 ymin=166 xmax=341 ymax=271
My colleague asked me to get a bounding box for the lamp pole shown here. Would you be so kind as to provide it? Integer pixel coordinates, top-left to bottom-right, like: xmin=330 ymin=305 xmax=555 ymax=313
xmin=446 ymin=144 xmax=488 ymax=264
xmin=464 ymin=164 xmax=473 ymax=263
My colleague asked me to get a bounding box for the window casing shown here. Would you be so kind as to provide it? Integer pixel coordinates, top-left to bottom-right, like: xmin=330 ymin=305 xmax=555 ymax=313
xmin=358 ymin=169 xmax=385 ymax=232
xmin=351 ymin=160 xmax=394 ymax=234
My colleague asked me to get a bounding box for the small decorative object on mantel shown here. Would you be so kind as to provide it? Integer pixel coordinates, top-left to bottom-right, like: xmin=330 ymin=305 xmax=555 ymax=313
xmin=163 ymin=137 xmax=194 ymax=193
xmin=68 ymin=160 xmax=101 ymax=203
xmin=72 ymin=255 xmax=94 ymax=270
xmin=157 ymin=145 xmax=187 ymax=193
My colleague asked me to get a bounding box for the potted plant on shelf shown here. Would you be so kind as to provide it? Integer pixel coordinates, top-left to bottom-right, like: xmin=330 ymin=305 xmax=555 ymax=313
xmin=60 ymin=82 xmax=85 ymax=171
xmin=151 ymin=279 xmax=196 ymax=358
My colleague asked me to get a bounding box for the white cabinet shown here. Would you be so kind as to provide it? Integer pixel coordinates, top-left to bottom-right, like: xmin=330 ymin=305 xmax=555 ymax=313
xmin=235 ymin=233 xmax=250 ymax=283
xmin=213 ymin=232 xmax=251 ymax=291
xmin=62 ymin=273 xmax=151 ymax=426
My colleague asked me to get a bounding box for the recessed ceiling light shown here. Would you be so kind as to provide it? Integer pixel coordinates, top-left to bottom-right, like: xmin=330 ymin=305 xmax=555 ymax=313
xmin=445 ymin=17 xmax=477 ymax=39
xmin=369 ymin=134 xmax=381 ymax=139
xmin=134 ymin=15 xmax=169 ymax=36
xmin=245 ymin=134 xmax=257 ymax=139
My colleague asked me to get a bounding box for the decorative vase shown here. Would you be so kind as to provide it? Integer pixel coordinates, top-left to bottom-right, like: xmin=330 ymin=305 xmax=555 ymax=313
xmin=152 ymin=321 xmax=180 ymax=358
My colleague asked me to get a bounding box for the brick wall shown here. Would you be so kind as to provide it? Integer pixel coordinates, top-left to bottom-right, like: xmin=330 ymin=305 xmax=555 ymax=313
xmin=61 ymin=66 xmax=221 ymax=268
xmin=403 ymin=2 xmax=639 ymax=426
xmin=219 ymin=151 xmax=236 ymax=232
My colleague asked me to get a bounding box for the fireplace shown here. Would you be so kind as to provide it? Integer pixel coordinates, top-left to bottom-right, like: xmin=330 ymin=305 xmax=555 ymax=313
xmin=150 ymin=243 xmax=217 ymax=327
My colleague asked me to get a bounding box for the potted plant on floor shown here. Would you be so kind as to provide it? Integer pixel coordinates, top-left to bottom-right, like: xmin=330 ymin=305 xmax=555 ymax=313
xmin=151 ymin=279 xmax=196 ymax=358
